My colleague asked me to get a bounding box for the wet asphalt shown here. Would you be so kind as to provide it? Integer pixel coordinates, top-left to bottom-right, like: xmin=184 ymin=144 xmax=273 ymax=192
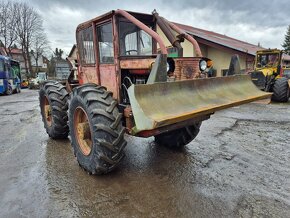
xmin=0 ymin=89 xmax=289 ymax=217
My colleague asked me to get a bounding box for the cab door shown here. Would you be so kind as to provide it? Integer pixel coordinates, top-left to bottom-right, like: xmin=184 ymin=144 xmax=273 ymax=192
xmin=96 ymin=22 xmax=118 ymax=98
xmin=77 ymin=25 xmax=98 ymax=85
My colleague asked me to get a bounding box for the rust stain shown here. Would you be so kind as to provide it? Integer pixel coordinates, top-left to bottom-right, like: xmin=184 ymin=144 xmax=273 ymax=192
xmin=174 ymin=57 xmax=201 ymax=80
xmin=80 ymin=66 xmax=98 ymax=84
xmin=99 ymin=64 xmax=119 ymax=99
xmin=120 ymin=58 xmax=155 ymax=69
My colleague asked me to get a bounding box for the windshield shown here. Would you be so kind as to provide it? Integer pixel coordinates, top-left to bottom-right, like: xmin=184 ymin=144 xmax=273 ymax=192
xmin=10 ymin=60 xmax=20 ymax=79
xmin=256 ymin=53 xmax=280 ymax=68
xmin=119 ymin=21 xmax=153 ymax=56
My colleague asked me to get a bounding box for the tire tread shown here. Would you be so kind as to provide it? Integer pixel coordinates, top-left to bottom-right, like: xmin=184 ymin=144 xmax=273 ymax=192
xmin=272 ymin=77 xmax=289 ymax=102
xmin=69 ymin=84 xmax=126 ymax=175
xmin=39 ymin=81 xmax=69 ymax=139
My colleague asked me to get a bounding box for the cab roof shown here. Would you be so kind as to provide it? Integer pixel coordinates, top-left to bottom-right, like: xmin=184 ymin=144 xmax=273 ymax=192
xmin=76 ymin=10 xmax=154 ymax=32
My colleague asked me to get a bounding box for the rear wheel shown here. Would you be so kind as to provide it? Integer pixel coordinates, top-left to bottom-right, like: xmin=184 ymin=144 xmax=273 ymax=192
xmin=155 ymin=122 xmax=202 ymax=149
xmin=271 ymin=77 xmax=289 ymax=102
xmin=69 ymin=84 xmax=126 ymax=175
xmin=39 ymin=81 xmax=69 ymax=139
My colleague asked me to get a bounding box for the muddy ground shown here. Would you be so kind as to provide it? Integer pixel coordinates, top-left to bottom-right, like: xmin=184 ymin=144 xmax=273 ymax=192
xmin=0 ymin=89 xmax=289 ymax=217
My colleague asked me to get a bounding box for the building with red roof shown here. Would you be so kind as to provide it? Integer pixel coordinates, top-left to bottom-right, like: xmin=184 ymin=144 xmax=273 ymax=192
xmin=159 ymin=23 xmax=290 ymax=76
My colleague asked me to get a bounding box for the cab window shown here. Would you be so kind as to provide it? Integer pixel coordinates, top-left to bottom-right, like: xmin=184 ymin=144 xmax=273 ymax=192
xmin=256 ymin=53 xmax=279 ymax=68
xmin=78 ymin=26 xmax=95 ymax=65
xmin=97 ymin=22 xmax=114 ymax=64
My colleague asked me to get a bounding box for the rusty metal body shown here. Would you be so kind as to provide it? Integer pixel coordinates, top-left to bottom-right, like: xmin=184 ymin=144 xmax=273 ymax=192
xmin=73 ymin=9 xmax=271 ymax=137
xmin=174 ymin=57 xmax=202 ymax=80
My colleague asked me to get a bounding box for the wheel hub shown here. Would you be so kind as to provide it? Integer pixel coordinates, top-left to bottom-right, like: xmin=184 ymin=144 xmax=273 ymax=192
xmin=44 ymin=96 xmax=52 ymax=126
xmin=74 ymin=107 xmax=92 ymax=156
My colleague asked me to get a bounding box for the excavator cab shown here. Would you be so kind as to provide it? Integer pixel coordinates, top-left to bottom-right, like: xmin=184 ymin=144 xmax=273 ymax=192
xmin=250 ymin=49 xmax=289 ymax=102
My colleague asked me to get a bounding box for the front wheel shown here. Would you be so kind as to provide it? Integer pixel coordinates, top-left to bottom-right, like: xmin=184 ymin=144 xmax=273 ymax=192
xmin=271 ymin=77 xmax=289 ymax=102
xmin=155 ymin=122 xmax=202 ymax=149
xmin=69 ymin=84 xmax=127 ymax=175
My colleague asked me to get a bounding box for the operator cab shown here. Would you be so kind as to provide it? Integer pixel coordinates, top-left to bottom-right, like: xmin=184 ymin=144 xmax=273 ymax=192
xmin=75 ymin=10 xmax=211 ymax=104
xmin=256 ymin=52 xmax=280 ymax=68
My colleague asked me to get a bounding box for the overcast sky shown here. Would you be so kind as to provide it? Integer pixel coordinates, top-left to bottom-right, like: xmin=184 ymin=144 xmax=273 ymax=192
xmin=25 ymin=0 xmax=290 ymax=56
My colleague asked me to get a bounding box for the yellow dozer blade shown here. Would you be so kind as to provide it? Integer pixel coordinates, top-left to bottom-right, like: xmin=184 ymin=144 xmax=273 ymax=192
xmin=128 ymin=75 xmax=271 ymax=135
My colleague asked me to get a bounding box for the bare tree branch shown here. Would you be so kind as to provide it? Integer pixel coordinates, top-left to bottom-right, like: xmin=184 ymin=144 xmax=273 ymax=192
xmin=15 ymin=2 xmax=46 ymax=75
xmin=0 ymin=1 xmax=19 ymax=56
xmin=31 ymin=28 xmax=50 ymax=73
xmin=0 ymin=1 xmax=50 ymax=76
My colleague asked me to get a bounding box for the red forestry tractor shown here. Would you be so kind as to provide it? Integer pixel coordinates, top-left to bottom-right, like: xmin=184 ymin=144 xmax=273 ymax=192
xmin=39 ymin=10 xmax=270 ymax=175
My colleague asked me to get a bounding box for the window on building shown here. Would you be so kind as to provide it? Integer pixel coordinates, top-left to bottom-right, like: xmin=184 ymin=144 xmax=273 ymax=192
xmin=222 ymin=69 xmax=228 ymax=76
xmin=78 ymin=26 xmax=95 ymax=65
xmin=97 ymin=23 xmax=114 ymax=64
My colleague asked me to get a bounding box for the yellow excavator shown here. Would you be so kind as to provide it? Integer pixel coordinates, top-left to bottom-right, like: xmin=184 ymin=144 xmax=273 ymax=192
xmin=250 ymin=49 xmax=290 ymax=102
xmin=39 ymin=10 xmax=271 ymax=174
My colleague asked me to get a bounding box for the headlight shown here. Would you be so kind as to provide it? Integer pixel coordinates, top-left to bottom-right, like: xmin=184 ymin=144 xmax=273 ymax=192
xmin=199 ymin=60 xmax=207 ymax=71
xmin=0 ymin=79 xmax=3 ymax=85
xmin=167 ymin=62 xmax=170 ymax=72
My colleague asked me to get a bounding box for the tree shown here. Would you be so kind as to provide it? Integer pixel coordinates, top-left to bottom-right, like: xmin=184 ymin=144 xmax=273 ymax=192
xmin=54 ymin=48 xmax=64 ymax=60
xmin=47 ymin=48 xmax=65 ymax=77
xmin=282 ymin=25 xmax=290 ymax=55
xmin=0 ymin=1 xmax=19 ymax=56
xmin=1 ymin=1 xmax=49 ymax=76
xmin=14 ymin=2 xmax=44 ymax=75
xmin=30 ymin=28 xmax=50 ymax=73
xmin=47 ymin=55 xmax=56 ymax=77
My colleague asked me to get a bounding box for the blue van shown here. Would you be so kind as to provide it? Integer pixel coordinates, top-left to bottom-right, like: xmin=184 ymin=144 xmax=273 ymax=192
xmin=0 ymin=55 xmax=21 ymax=95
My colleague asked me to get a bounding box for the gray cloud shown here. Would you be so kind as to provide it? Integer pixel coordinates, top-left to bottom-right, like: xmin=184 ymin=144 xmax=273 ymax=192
xmin=162 ymin=0 xmax=290 ymax=27
xmin=24 ymin=0 xmax=290 ymax=55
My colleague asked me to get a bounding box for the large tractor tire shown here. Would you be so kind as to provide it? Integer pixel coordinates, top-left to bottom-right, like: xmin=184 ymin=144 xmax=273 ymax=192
xmin=155 ymin=122 xmax=202 ymax=149
xmin=39 ymin=81 xmax=69 ymax=139
xmin=68 ymin=84 xmax=126 ymax=175
xmin=271 ymin=77 xmax=289 ymax=102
